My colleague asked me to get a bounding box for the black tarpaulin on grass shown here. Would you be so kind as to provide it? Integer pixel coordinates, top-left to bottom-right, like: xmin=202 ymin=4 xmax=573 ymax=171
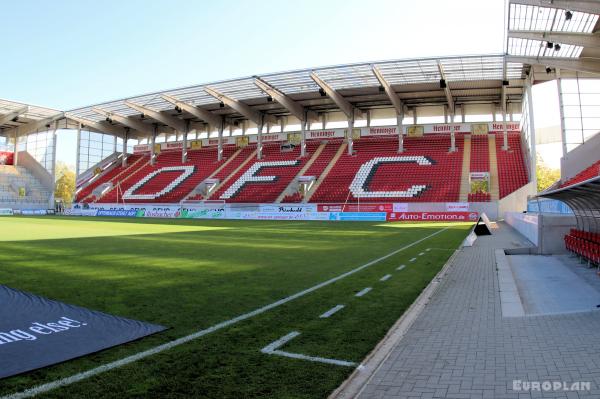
xmin=0 ymin=284 xmax=166 ymax=379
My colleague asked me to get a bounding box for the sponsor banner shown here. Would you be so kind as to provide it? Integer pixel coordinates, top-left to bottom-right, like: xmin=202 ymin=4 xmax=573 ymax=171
xmin=179 ymin=208 xmax=225 ymax=219
xmin=139 ymin=208 xmax=180 ymax=218
xmin=203 ymin=137 xmax=236 ymax=147
xmin=248 ymin=133 xmax=286 ymax=143
xmin=335 ymin=212 xmax=388 ymax=221
xmin=317 ymin=203 xmax=393 ymax=213
xmin=96 ymin=209 xmax=140 ymax=217
xmin=21 ymin=209 xmax=47 ymax=216
xmin=306 ymin=129 xmax=345 ymax=140
xmin=190 ymin=140 xmax=202 ymax=150
xmin=387 ymin=211 xmax=479 ymax=222
xmin=64 ymin=208 xmax=98 ymax=216
xmin=393 ymin=203 xmax=408 ymax=213
xmin=0 ymin=284 xmax=165 ymax=379
xmin=362 ymin=127 xmax=398 ymax=137
xmin=471 ymin=123 xmax=489 ymax=135
xmin=133 ymin=144 xmax=151 ymax=153
xmin=446 ymin=202 xmax=470 ymax=212
xmin=259 ymin=204 xmax=317 ymax=213
xmin=0 ymin=208 xmax=13 ymax=216
xmin=489 ymin=122 xmax=520 ymax=132
xmin=225 ymin=211 xmax=332 ymax=221
xmin=162 ymin=142 xmax=183 ymax=150
xmin=235 ymin=136 xmax=249 ymax=148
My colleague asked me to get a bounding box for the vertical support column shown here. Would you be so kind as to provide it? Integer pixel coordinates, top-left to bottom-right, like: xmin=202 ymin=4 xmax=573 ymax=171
xmin=502 ymin=110 xmax=509 ymax=150
xmin=257 ymin=115 xmax=263 ymax=160
xmin=50 ymin=123 xmax=58 ymax=209
xmin=280 ymin=117 xmax=285 ymax=133
xmin=321 ymin=113 xmax=327 ymax=129
xmin=122 ymin=129 xmax=128 ymax=168
xmin=113 ymin=133 xmax=117 ymax=154
xmin=75 ymin=123 xmax=82 ymax=177
xmin=347 ymin=114 xmax=354 ymax=155
xmin=13 ymin=131 xmax=19 ymax=166
xmin=526 ymin=76 xmax=537 ymax=188
xmin=300 ymin=112 xmax=307 ymax=157
xmin=151 ymin=125 xmax=157 ymax=166
xmin=397 ymin=108 xmax=404 ymax=153
xmin=449 ymin=113 xmax=456 ymax=152
xmin=182 ymin=120 xmax=189 ymax=163
xmin=217 ymin=119 xmax=224 ymax=162
xmin=556 ymin=71 xmax=567 ymax=157
xmin=366 ymin=110 xmax=371 ymax=127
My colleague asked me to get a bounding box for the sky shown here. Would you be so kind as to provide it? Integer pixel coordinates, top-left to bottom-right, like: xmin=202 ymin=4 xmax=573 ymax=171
xmin=1 ymin=0 xmax=561 ymax=167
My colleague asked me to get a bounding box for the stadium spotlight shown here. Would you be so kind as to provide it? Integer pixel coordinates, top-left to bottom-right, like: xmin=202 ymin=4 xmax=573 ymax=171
xmin=546 ymin=41 xmax=553 ymax=49
xmin=545 ymin=66 xmax=552 ymax=74
xmin=174 ymin=106 xmax=182 ymax=113
xmin=11 ymin=116 xmax=18 ymax=122
xmin=267 ymin=96 xmax=273 ymax=102
xmin=140 ymin=113 xmax=145 ymax=119
xmin=319 ymin=88 xmax=326 ymax=97
xmin=554 ymin=43 xmax=561 ymax=51
xmin=439 ymin=79 xmax=447 ymax=89
xmin=234 ymin=121 xmax=239 ymax=127
xmin=378 ymin=85 xmax=385 ymax=93
xmin=565 ymin=10 xmax=573 ymax=20
xmin=219 ymin=102 xmax=225 ymax=108
xmin=502 ymin=80 xmax=509 ymax=86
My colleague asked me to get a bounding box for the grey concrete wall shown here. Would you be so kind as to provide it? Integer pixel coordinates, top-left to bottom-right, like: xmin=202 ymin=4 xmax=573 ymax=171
xmin=561 ymin=131 xmax=600 ymax=182
xmin=538 ymin=214 xmax=577 ymax=255
xmin=16 ymin=151 xmax=53 ymax=191
xmin=498 ymin=182 xmax=536 ymax=219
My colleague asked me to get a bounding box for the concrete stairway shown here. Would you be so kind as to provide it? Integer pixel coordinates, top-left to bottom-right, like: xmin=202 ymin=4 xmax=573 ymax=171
xmin=303 ymin=142 xmax=347 ymax=203
xmin=275 ymin=143 xmax=326 ymax=203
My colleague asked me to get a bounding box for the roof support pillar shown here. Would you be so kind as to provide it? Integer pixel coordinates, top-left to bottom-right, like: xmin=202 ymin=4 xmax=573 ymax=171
xmin=257 ymin=115 xmax=263 ymax=160
xmin=397 ymin=112 xmax=404 ymax=153
xmin=182 ymin=120 xmax=189 ymax=163
xmin=502 ymin=111 xmax=509 ymax=151
xmin=122 ymin=129 xmax=129 ymax=168
xmin=449 ymin=112 xmax=456 ymax=152
xmin=526 ymin=76 xmax=537 ymax=188
xmin=75 ymin=123 xmax=82 ymax=177
xmin=217 ymin=121 xmax=224 ymax=162
xmin=50 ymin=122 xmax=59 ymax=208
xmin=300 ymin=115 xmax=307 ymax=157
xmin=13 ymin=130 xmax=19 ymax=166
xmin=151 ymin=125 xmax=157 ymax=166
xmin=347 ymin=115 xmax=354 ymax=155
xmin=556 ymin=70 xmax=568 ymax=158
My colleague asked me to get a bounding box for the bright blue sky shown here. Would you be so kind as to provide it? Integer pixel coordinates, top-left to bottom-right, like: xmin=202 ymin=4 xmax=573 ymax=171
xmin=2 ymin=0 xmax=506 ymax=110
xmin=5 ymin=0 xmax=544 ymax=167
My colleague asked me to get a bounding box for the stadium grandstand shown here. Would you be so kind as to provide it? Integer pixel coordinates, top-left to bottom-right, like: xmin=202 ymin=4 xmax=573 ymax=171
xmin=1 ymin=1 xmax=600 ymax=398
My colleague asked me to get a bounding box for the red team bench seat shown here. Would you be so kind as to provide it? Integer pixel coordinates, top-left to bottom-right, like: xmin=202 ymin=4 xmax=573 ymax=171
xmin=565 ymin=229 xmax=600 ymax=265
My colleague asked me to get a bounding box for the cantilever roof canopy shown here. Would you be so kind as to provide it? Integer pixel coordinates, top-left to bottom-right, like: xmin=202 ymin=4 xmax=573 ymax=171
xmin=538 ymin=176 xmax=600 ymax=233
xmin=65 ymin=54 xmax=529 ymax=137
xmin=506 ymin=0 xmax=600 ymax=76
xmin=0 ymin=99 xmax=63 ymax=137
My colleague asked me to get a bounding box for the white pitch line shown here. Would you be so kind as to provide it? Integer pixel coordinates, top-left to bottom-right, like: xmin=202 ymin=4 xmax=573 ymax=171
xmin=379 ymin=274 xmax=392 ymax=282
xmin=426 ymin=248 xmax=432 ymax=252
xmin=409 ymin=257 xmax=417 ymax=262
xmin=396 ymin=265 xmax=406 ymax=271
xmin=261 ymin=331 xmax=355 ymax=367
xmin=3 ymin=227 xmax=449 ymax=399
xmin=418 ymin=252 xmax=425 ymax=256
xmin=355 ymin=287 xmax=372 ymax=297
xmin=319 ymin=304 xmax=345 ymax=318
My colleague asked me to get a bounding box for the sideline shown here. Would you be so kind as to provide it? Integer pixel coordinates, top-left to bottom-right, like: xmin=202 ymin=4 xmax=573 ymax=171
xmin=3 ymin=227 xmax=449 ymax=399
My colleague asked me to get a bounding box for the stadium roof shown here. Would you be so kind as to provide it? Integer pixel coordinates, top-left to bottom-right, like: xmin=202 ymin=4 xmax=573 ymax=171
xmin=506 ymin=0 xmax=600 ymax=76
xmin=0 ymin=99 xmax=63 ymax=138
xmin=63 ymin=54 xmax=531 ymax=138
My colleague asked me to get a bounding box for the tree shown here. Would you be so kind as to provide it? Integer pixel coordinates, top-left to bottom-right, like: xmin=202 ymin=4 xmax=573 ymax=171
xmin=54 ymin=162 xmax=76 ymax=205
xmin=536 ymin=156 xmax=561 ymax=192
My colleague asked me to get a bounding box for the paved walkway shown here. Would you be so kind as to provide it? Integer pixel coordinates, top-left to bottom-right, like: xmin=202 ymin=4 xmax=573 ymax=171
xmin=357 ymin=223 xmax=600 ymax=398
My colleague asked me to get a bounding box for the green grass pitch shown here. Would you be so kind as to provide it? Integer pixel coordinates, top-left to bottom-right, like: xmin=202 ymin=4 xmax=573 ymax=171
xmin=0 ymin=216 xmax=471 ymax=398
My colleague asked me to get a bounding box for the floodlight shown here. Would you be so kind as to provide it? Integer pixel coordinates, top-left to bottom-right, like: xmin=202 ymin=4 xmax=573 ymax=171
xmin=565 ymin=10 xmax=573 ymax=20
